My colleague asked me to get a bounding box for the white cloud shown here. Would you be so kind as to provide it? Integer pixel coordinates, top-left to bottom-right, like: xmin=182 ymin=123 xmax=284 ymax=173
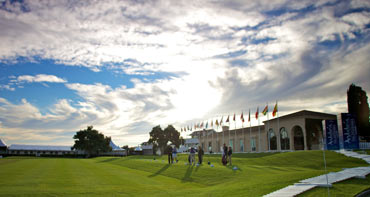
xmin=0 ymin=0 xmax=369 ymax=146
xmin=17 ymin=74 xmax=66 ymax=83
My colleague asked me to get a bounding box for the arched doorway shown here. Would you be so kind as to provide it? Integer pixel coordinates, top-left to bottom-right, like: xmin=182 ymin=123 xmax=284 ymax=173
xmin=268 ymin=129 xmax=277 ymax=150
xmin=280 ymin=127 xmax=290 ymax=150
xmin=292 ymin=126 xmax=304 ymax=150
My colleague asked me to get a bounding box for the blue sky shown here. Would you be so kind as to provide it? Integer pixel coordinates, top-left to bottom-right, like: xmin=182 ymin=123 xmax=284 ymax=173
xmin=0 ymin=0 xmax=369 ymax=146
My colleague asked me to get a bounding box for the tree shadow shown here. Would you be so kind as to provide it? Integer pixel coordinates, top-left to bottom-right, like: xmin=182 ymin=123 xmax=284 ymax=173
xmin=182 ymin=164 xmax=195 ymax=182
xmin=148 ymin=164 xmax=170 ymax=178
xmin=97 ymin=157 xmax=121 ymax=163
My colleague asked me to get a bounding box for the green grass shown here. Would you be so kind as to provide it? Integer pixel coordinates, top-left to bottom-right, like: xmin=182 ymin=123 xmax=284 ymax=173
xmin=0 ymin=151 xmax=369 ymax=196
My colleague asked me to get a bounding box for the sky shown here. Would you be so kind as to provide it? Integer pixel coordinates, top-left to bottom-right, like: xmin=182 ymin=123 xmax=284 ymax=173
xmin=0 ymin=0 xmax=369 ymax=147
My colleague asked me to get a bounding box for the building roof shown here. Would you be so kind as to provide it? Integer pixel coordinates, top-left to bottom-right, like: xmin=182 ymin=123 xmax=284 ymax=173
xmin=0 ymin=139 xmax=7 ymax=147
xmin=134 ymin=147 xmax=142 ymax=151
xmin=264 ymin=110 xmax=336 ymax=123
xmin=141 ymin=144 xmax=153 ymax=150
xmin=8 ymin=144 xmax=72 ymax=151
xmin=110 ymin=140 xmax=123 ymax=151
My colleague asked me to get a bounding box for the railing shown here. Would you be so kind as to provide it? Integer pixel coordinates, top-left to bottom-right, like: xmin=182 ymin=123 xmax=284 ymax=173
xmin=359 ymin=142 xmax=370 ymax=149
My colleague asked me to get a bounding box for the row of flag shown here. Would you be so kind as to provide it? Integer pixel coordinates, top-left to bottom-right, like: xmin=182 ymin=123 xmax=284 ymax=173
xmin=180 ymin=102 xmax=278 ymax=132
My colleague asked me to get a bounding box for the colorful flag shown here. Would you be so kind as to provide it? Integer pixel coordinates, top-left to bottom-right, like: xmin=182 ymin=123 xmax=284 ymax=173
xmin=272 ymin=102 xmax=278 ymax=117
xmin=241 ymin=112 xmax=244 ymax=122
xmin=233 ymin=113 xmax=236 ymax=121
xmin=220 ymin=116 xmax=223 ymax=125
xmin=211 ymin=120 xmax=213 ymax=127
xmin=205 ymin=121 xmax=208 ymax=128
xmin=255 ymin=107 xmax=259 ymax=119
xmin=215 ymin=119 xmax=219 ymax=126
xmin=248 ymin=109 xmax=251 ymax=122
xmin=262 ymin=105 xmax=268 ymax=116
xmin=181 ymin=127 xmax=183 ymax=132
xmin=226 ymin=115 xmax=229 ymax=123
xmin=200 ymin=122 xmax=204 ymax=128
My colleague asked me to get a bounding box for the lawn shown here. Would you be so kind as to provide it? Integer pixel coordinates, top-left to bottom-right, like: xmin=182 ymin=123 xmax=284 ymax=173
xmin=0 ymin=151 xmax=369 ymax=196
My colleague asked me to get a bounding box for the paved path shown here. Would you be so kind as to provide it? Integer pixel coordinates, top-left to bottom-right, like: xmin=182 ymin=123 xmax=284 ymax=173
xmin=264 ymin=150 xmax=370 ymax=197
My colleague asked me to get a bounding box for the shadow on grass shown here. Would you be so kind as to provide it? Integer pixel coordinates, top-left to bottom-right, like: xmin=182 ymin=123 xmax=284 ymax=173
xmin=148 ymin=164 xmax=170 ymax=178
xmin=182 ymin=164 xmax=195 ymax=182
xmin=225 ymin=164 xmax=243 ymax=173
xmin=98 ymin=157 xmax=121 ymax=163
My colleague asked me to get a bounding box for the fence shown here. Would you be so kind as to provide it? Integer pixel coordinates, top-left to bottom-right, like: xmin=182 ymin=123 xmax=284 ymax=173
xmin=359 ymin=142 xmax=370 ymax=149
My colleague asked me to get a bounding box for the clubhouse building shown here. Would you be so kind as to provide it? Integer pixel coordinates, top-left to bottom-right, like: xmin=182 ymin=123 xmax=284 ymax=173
xmin=190 ymin=110 xmax=338 ymax=153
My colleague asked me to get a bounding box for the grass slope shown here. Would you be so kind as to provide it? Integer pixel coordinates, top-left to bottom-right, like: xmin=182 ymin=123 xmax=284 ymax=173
xmin=0 ymin=151 xmax=368 ymax=196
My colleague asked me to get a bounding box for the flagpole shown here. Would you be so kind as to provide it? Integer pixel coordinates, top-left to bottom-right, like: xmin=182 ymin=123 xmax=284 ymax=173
xmin=276 ymin=101 xmax=280 ymax=151
xmin=258 ymin=108 xmax=261 ymax=152
xmin=223 ymin=118 xmax=225 ymax=148
xmin=206 ymin=123 xmax=208 ymax=153
xmin=267 ymin=102 xmax=270 ymax=151
xmin=216 ymin=118 xmax=218 ymax=153
xmin=229 ymin=114 xmax=232 ymax=150
xmin=242 ymin=112 xmax=244 ymax=152
xmin=249 ymin=110 xmax=252 ymax=152
xmin=234 ymin=113 xmax=237 ymax=151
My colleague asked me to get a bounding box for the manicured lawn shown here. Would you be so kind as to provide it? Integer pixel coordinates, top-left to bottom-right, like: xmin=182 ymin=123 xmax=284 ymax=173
xmin=0 ymin=151 xmax=369 ymax=196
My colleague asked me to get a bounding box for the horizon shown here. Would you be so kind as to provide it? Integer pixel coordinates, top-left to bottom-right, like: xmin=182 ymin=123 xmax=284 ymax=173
xmin=0 ymin=0 xmax=369 ymax=147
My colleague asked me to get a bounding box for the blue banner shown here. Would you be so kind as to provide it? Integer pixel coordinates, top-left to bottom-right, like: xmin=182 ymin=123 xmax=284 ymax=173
xmin=324 ymin=120 xmax=340 ymax=150
xmin=341 ymin=113 xmax=359 ymax=150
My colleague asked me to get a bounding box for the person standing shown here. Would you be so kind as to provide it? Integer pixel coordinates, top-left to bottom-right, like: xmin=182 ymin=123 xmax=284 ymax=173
xmin=167 ymin=145 xmax=173 ymax=164
xmin=198 ymin=146 xmax=204 ymax=164
xmin=222 ymin=143 xmax=228 ymax=165
xmin=227 ymin=146 xmax=233 ymax=166
xmin=172 ymin=146 xmax=178 ymax=163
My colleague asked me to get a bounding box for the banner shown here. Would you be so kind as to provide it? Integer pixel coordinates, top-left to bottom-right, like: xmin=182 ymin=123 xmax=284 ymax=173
xmin=323 ymin=120 xmax=340 ymax=150
xmin=340 ymin=113 xmax=359 ymax=150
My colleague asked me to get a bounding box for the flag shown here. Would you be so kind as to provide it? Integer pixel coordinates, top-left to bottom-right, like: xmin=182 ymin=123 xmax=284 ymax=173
xmin=262 ymin=105 xmax=268 ymax=116
xmin=200 ymin=122 xmax=204 ymax=128
xmin=255 ymin=107 xmax=259 ymax=119
xmin=215 ymin=119 xmax=219 ymax=126
xmin=272 ymin=102 xmax=278 ymax=117
xmin=181 ymin=127 xmax=183 ymax=132
xmin=226 ymin=115 xmax=229 ymax=123
xmin=205 ymin=121 xmax=208 ymax=128
xmin=248 ymin=109 xmax=251 ymax=122
xmin=233 ymin=113 xmax=236 ymax=121
xmin=241 ymin=112 xmax=244 ymax=122
xmin=220 ymin=116 xmax=223 ymax=125
xmin=211 ymin=120 xmax=213 ymax=127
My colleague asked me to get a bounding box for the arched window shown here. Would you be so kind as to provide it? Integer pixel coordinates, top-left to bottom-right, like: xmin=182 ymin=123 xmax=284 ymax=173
xmin=292 ymin=126 xmax=304 ymax=150
xmin=268 ymin=129 xmax=277 ymax=150
xmin=280 ymin=127 xmax=290 ymax=150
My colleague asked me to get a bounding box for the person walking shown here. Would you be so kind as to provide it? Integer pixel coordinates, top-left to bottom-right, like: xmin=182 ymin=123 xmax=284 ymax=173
xmin=189 ymin=146 xmax=196 ymax=165
xmin=167 ymin=145 xmax=173 ymax=164
xmin=227 ymin=146 xmax=233 ymax=166
xmin=198 ymin=146 xmax=204 ymax=164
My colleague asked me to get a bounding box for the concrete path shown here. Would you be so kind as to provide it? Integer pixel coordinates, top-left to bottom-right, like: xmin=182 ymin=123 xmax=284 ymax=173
xmin=264 ymin=150 xmax=370 ymax=197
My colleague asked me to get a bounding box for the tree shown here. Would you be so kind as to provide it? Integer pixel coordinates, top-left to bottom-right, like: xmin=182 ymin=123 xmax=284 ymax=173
xmin=148 ymin=125 xmax=181 ymax=154
xmin=72 ymin=126 xmax=112 ymax=157
xmin=347 ymin=84 xmax=370 ymax=140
